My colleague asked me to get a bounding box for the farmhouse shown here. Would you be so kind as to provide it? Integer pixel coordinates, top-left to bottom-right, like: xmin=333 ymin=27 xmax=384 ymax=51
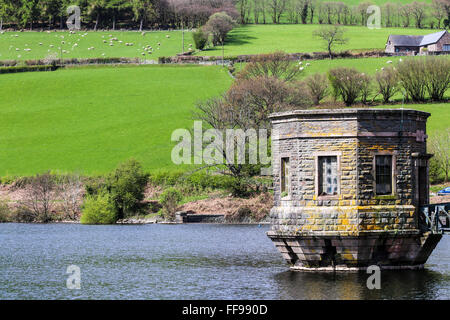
xmin=385 ymin=30 xmax=450 ymax=55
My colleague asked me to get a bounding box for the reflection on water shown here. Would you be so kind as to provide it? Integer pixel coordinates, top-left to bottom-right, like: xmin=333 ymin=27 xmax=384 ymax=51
xmin=275 ymin=269 xmax=450 ymax=300
xmin=0 ymin=223 xmax=449 ymax=300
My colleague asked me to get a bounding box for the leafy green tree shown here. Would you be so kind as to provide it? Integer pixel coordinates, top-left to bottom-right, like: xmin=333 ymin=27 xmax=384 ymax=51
xmin=40 ymin=0 xmax=61 ymax=29
xmin=18 ymin=0 xmax=40 ymax=30
xmin=204 ymin=11 xmax=235 ymax=46
xmin=0 ymin=0 xmax=12 ymax=30
xmin=159 ymin=187 xmax=183 ymax=221
xmin=106 ymin=159 xmax=149 ymax=219
xmin=131 ymin=0 xmax=156 ymax=31
xmin=88 ymin=0 xmax=107 ymax=30
xmin=192 ymin=28 xmax=208 ymax=50
xmin=80 ymin=192 xmax=117 ymax=224
xmin=107 ymin=0 xmax=130 ymax=30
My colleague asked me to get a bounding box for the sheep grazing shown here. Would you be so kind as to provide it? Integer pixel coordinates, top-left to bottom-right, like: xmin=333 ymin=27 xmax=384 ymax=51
xmin=298 ymin=61 xmax=302 ymax=65
xmin=141 ymin=52 xmax=145 ymax=55
xmin=399 ymin=58 xmax=403 ymax=62
xmin=166 ymin=35 xmax=170 ymax=38
xmin=386 ymin=60 xmax=393 ymax=64
xmin=305 ymin=63 xmax=310 ymax=66
xmin=381 ymin=67 xmax=385 ymax=70
xmin=299 ymin=67 xmax=304 ymax=71
xmin=39 ymin=42 xmax=43 ymax=45
xmin=103 ymin=40 xmax=107 ymax=43
xmin=141 ymin=32 xmax=146 ymax=36
xmin=15 ymin=48 xmax=19 ymax=51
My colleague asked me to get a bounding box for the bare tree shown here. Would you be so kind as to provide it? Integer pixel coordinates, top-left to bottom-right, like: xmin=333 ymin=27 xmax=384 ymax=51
xmin=328 ymin=67 xmax=367 ymax=106
xmin=304 ymin=73 xmax=329 ymax=105
xmin=269 ymin=0 xmax=288 ymax=23
xmin=410 ymin=1 xmax=428 ymax=28
xmin=22 ymin=172 xmax=57 ymax=222
xmin=383 ymin=2 xmax=396 ymax=27
xmin=58 ymin=174 xmax=84 ymax=220
xmin=193 ymin=75 xmax=312 ymax=195
xmin=237 ymin=52 xmax=301 ymax=82
xmin=424 ymin=57 xmax=450 ymax=101
xmin=356 ymin=1 xmax=373 ymax=26
xmin=431 ymin=0 xmax=449 ymax=29
xmin=313 ymin=25 xmax=348 ymax=59
xmin=375 ymin=66 xmax=399 ymax=104
xmin=399 ymin=4 xmax=413 ymax=27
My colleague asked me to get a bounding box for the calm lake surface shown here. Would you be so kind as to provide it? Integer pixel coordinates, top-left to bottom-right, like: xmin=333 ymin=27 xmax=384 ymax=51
xmin=0 ymin=223 xmax=449 ymax=300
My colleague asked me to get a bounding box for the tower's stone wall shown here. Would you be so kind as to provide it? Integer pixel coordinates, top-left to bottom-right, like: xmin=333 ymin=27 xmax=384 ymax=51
xmin=268 ymin=109 xmax=440 ymax=270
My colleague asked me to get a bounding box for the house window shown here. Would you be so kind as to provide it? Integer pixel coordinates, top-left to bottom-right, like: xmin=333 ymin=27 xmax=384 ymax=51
xmin=443 ymin=44 xmax=450 ymax=51
xmin=375 ymin=155 xmax=393 ymax=195
xmin=281 ymin=157 xmax=290 ymax=197
xmin=318 ymin=156 xmax=338 ymax=196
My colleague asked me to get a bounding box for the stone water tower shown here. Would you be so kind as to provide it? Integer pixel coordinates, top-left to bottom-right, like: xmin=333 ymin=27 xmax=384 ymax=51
xmin=267 ymin=109 xmax=442 ymax=271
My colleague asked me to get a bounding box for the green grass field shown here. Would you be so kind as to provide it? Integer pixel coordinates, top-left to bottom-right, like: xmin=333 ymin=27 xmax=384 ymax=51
xmin=200 ymin=25 xmax=435 ymax=57
xmin=234 ymin=56 xmax=406 ymax=75
xmin=0 ymin=63 xmax=446 ymax=176
xmin=0 ymin=65 xmax=231 ymax=176
xmin=0 ymin=25 xmax=447 ymax=177
xmin=0 ymin=30 xmax=193 ymax=61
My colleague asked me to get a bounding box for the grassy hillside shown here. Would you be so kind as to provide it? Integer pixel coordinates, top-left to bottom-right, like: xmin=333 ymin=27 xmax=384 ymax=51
xmin=0 ymin=58 xmax=445 ymax=177
xmin=199 ymin=25 xmax=435 ymax=57
xmin=0 ymin=30 xmax=193 ymax=61
xmin=0 ymin=65 xmax=231 ymax=176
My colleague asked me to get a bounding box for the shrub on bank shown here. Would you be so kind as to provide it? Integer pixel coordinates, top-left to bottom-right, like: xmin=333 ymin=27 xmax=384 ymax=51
xmin=159 ymin=188 xmax=183 ymax=221
xmin=0 ymin=200 xmax=11 ymax=222
xmin=80 ymin=193 xmax=117 ymax=224
xmin=106 ymin=159 xmax=149 ymax=219
xmin=193 ymin=28 xmax=208 ymax=50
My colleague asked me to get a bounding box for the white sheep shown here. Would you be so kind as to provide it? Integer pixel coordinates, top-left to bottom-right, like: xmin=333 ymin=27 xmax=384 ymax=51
xmin=386 ymin=60 xmax=392 ymax=64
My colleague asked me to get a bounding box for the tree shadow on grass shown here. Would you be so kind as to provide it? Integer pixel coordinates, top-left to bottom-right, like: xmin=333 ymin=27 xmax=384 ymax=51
xmin=199 ymin=26 xmax=257 ymax=53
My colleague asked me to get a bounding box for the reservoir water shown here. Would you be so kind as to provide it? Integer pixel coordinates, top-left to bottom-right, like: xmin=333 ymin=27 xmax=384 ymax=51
xmin=0 ymin=223 xmax=449 ymax=300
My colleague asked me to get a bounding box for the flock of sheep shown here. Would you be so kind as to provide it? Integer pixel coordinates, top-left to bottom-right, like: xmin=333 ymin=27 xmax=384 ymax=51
xmin=0 ymin=30 xmax=191 ymax=60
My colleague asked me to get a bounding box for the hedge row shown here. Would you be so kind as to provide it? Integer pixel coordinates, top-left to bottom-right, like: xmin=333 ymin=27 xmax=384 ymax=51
xmin=0 ymin=65 xmax=59 ymax=74
xmin=158 ymin=49 xmax=387 ymax=64
xmin=0 ymin=57 xmax=142 ymax=67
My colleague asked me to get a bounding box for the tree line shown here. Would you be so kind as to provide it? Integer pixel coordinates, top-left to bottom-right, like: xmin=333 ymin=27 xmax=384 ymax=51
xmin=1 ymin=1 xmax=449 ymax=31
xmin=0 ymin=0 xmax=239 ymax=31
xmin=237 ymin=0 xmax=450 ymax=29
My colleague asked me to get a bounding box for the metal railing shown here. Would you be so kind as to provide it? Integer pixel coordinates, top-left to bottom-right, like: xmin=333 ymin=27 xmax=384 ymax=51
xmin=419 ymin=202 xmax=450 ymax=234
